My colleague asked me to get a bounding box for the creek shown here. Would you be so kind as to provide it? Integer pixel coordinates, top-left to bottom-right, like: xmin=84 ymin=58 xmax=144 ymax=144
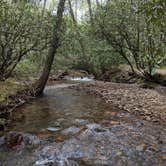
xmin=0 ymin=79 xmax=165 ymax=166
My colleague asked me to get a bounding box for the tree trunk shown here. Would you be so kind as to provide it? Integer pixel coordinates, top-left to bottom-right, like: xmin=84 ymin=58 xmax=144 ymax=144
xmin=68 ymin=0 xmax=91 ymax=72
xmin=34 ymin=0 xmax=66 ymax=96
xmin=42 ymin=0 xmax=47 ymax=17
xmin=87 ymin=0 xmax=94 ymax=28
xmin=96 ymin=0 xmax=100 ymax=8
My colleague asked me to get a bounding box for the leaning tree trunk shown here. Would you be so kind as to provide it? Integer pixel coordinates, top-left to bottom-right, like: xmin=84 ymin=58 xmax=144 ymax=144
xmin=34 ymin=0 xmax=66 ymax=96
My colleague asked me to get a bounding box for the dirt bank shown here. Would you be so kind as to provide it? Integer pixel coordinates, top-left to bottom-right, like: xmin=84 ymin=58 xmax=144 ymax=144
xmin=0 ymin=80 xmax=34 ymax=130
xmin=72 ymin=81 xmax=166 ymax=126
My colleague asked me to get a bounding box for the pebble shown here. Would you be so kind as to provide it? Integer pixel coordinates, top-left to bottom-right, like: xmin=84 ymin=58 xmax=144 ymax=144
xmin=0 ymin=136 xmax=5 ymax=146
xmin=61 ymin=126 xmax=81 ymax=135
xmin=47 ymin=127 xmax=61 ymax=132
xmin=136 ymin=144 xmax=146 ymax=151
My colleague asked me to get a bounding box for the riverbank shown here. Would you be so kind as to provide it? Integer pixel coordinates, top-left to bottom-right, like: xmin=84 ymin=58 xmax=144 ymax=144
xmin=0 ymin=80 xmax=34 ymax=130
xmin=72 ymin=81 xmax=166 ymax=126
xmin=1 ymin=74 xmax=166 ymax=130
xmin=0 ymin=70 xmax=91 ymax=130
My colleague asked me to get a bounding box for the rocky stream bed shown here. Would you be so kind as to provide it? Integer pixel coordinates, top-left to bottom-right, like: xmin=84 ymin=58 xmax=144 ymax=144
xmin=0 ymin=80 xmax=166 ymax=166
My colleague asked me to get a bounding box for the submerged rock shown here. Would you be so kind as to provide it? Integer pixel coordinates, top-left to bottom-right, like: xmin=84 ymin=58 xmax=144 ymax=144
xmin=74 ymin=119 xmax=89 ymax=125
xmin=79 ymin=123 xmax=111 ymax=142
xmin=47 ymin=127 xmax=61 ymax=132
xmin=61 ymin=126 xmax=81 ymax=135
xmin=23 ymin=133 xmax=41 ymax=148
xmin=5 ymin=132 xmax=24 ymax=149
xmin=4 ymin=132 xmax=41 ymax=149
xmin=136 ymin=144 xmax=146 ymax=151
xmin=0 ymin=136 xmax=5 ymax=146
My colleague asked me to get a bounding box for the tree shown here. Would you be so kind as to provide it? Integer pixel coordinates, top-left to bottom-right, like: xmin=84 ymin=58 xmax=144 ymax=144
xmin=0 ymin=0 xmax=51 ymax=81
xmin=68 ymin=0 xmax=91 ymax=73
xmin=87 ymin=0 xmax=94 ymax=28
xmin=93 ymin=0 xmax=166 ymax=80
xmin=42 ymin=0 xmax=47 ymax=17
xmin=34 ymin=0 xmax=66 ymax=96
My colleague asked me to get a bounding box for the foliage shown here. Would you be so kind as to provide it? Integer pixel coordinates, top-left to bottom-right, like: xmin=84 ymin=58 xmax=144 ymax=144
xmin=93 ymin=0 xmax=166 ymax=79
xmin=0 ymin=0 xmax=165 ymax=82
xmin=0 ymin=118 xmax=6 ymax=126
xmin=140 ymin=0 xmax=166 ymax=28
xmin=0 ymin=0 xmax=52 ymax=80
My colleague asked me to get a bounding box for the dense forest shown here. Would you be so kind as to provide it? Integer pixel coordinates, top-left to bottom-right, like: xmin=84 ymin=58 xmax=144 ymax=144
xmin=0 ymin=0 xmax=166 ymax=165
xmin=0 ymin=0 xmax=165 ymax=83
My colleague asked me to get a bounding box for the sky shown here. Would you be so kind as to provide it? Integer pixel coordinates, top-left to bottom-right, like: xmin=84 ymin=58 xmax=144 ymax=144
xmin=40 ymin=0 xmax=106 ymax=19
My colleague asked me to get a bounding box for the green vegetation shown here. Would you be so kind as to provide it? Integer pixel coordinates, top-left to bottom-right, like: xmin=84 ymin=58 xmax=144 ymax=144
xmin=0 ymin=0 xmax=165 ymax=93
xmin=0 ymin=80 xmax=25 ymax=105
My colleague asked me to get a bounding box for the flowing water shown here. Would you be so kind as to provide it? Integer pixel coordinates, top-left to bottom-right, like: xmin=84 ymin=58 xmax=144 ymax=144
xmin=0 ymin=80 xmax=165 ymax=166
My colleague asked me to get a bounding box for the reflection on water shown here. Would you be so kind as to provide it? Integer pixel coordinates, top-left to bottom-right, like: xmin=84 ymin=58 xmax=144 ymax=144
xmin=9 ymin=87 xmax=109 ymax=134
xmin=0 ymin=82 xmax=165 ymax=166
xmin=68 ymin=77 xmax=93 ymax=81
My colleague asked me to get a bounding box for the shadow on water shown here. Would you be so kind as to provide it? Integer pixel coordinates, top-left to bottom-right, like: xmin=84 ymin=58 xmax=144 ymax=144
xmin=0 ymin=80 xmax=165 ymax=166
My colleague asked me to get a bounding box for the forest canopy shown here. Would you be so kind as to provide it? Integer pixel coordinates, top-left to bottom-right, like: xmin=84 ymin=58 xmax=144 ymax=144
xmin=0 ymin=0 xmax=165 ymax=83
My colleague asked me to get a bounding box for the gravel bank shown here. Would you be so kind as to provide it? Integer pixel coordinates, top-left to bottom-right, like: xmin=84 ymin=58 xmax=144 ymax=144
xmin=72 ymin=81 xmax=166 ymax=126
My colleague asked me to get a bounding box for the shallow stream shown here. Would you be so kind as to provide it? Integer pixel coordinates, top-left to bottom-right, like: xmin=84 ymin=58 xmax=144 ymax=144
xmin=0 ymin=80 xmax=165 ymax=166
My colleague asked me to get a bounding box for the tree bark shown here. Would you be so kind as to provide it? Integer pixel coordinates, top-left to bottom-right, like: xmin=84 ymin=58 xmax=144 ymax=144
xmin=68 ymin=0 xmax=91 ymax=72
xmin=96 ymin=0 xmax=100 ymax=8
xmin=42 ymin=0 xmax=47 ymax=17
xmin=34 ymin=0 xmax=66 ymax=96
xmin=87 ymin=0 xmax=94 ymax=28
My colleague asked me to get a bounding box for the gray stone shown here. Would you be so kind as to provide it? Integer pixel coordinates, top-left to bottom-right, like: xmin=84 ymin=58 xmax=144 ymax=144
xmin=47 ymin=127 xmax=61 ymax=132
xmin=62 ymin=126 xmax=81 ymax=135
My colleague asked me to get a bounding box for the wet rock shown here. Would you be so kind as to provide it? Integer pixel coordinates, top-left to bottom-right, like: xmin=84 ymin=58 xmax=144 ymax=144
xmin=5 ymin=131 xmax=24 ymax=149
xmin=162 ymin=155 xmax=166 ymax=160
xmin=47 ymin=127 xmax=61 ymax=132
xmin=74 ymin=119 xmax=89 ymax=125
xmin=59 ymin=159 xmax=80 ymax=166
xmin=35 ymin=146 xmax=59 ymax=165
xmin=136 ymin=144 xmax=146 ymax=151
xmin=53 ymin=121 xmax=61 ymax=127
xmin=0 ymin=136 xmax=5 ymax=146
xmin=35 ymin=138 xmax=93 ymax=166
xmin=94 ymin=128 xmax=107 ymax=133
xmin=116 ymin=151 xmax=123 ymax=156
xmin=79 ymin=123 xmax=111 ymax=142
xmin=35 ymin=158 xmax=80 ymax=166
xmin=136 ymin=122 xmax=144 ymax=128
xmin=110 ymin=120 xmax=120 ymax=125
xmin=35 ymin=159 xmax=54 ymax=166
xmin=86 ymin=123 xmax=109 ymax=133
xmin=57 ymin=118 xmax=65 ymax=123
xmin=104 ymin=111 xmax=117 ymax=117
xmin=23 ymin=133 xmax=41 ymax=148
xmin=86 ymin=123 xmax=101 ymax=130
xmin=61 ymin=126 xmax=81 ymax=135
xmin=5 ymin=132 xmax=41 ymax=149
